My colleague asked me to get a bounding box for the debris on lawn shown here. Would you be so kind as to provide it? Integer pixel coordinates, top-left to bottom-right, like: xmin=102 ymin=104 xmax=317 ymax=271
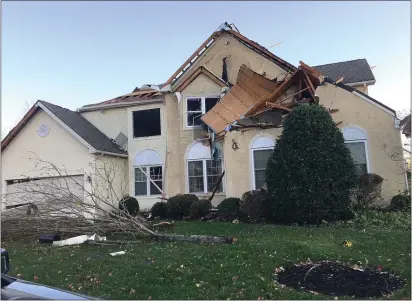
xmin=39 ymin=234 xmax=61 ymax=243
xmin=52 ymin=233 xmax=106 ymax=247
xmin=272 ymin=260 xmax=405 ymax=298
xmin=343 ymin=240 xmax=352 ymax=248
xmin=110 ymin=251 xmax=126 ymax=256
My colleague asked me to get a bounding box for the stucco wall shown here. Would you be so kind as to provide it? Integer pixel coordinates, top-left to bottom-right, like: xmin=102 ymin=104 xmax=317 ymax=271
xmin=174 ymin=32 xmax=287 ymax=88
xmin=126 ymin=102 xmax=167 ymax=210
xmin=1 ymin=109 xmax=95 ymax=209
xmin=81 ymin=107 xmax=128 ymax=141
xmin=92 ymin=154 xmax=129 ymax=212
xmin=223 ymin=128 xmax=282 ymax=198
xmin=317 ymin=82 xmax=405 ymax=203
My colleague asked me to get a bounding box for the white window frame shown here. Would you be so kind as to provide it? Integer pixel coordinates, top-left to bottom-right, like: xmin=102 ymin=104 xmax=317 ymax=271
xmin=186 ymin=158 xmax=224 ymax=194
xmin=134 ymin=165 xmax=163 ymax=196
xmin=185 ymin=95 xmax=220 ymax=128
xmin=342 ymin=126 xmax=371 ymax=175
xmin=250 ymin=135 xmax=276 ymax=190
xmin=251 ymin=147 xmax=274 ymax=190
xmin=344 ymin=140 xmax=370 ymax=175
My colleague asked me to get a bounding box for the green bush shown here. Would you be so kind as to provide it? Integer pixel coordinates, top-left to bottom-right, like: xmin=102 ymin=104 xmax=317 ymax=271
xmin=240 ymin=189 xmax=267 ymax=223
xmin=119 ymin=196 xmax=139 ymax=216
xmin=189 ymin=199 xmax=212 ymax=219
xmin=390 ymin=194 xmax=411 ymax=212
xmin=166 ymin=194 xmax=199 ymax=219
xmin=322 ymin=208 xmax=411 ymax=231
xmin=217 ymin=197 xmax=242 ymax=216
xmin=352 ymin=173 xmax=384 ymax=209
xmin=266 ymin=104 xmax=356 ymax=225
xmin=150 ymin=202 xmax=167 ymax=219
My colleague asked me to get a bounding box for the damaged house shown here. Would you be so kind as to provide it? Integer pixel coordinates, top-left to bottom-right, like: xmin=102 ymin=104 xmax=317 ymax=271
xmin=1 ymin=22 xmax=407 ymax=211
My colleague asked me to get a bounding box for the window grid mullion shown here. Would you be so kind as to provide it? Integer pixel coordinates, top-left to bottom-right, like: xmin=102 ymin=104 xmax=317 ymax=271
xmin=201 ymin=97 xmax=206 ymax=114
xmin=203 ymin=160 xmax=207 ymax=193
xmin=146 ymin=167 xmax=150 ymax=196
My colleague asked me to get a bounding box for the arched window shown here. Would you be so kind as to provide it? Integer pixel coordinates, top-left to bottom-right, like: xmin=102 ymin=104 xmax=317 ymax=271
xmin=250 ymin=135 xmax=275 ymax=190
xmin=186 ymin=142 xmax=223 ymax=193
xmin=133 ymin=149 xmax=163 ymax=196
xmin=342 ymin=126 xmax=370 ymax=176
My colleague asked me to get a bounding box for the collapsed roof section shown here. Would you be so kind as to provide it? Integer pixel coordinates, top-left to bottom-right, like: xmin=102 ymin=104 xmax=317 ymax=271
xmin=201 ymin=61 xmax=324 ymax=136
xmin=78 ymin=89 xmax=164 ymax=112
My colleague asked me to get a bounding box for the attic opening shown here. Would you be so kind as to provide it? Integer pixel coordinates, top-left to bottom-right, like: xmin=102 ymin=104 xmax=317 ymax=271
xmin=133 ymin=108 xmax=161 ymax=138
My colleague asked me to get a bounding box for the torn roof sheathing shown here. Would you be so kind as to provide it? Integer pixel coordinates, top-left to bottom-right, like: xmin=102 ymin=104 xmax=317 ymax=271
xmin=201 ymin=62 xmax=322 ymax=134
xmin=201 ymin=65 xmax=282 ymax=133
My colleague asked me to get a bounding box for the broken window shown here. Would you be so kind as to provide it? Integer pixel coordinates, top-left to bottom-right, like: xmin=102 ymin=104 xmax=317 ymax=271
xmin=135 ymin=166 xmax=163 ymax=196
xmin=186 ymin=96 xmax=220 ymax=127
xmin=133 ymin=108 xmax=161 ymax=138
xmin=345 ymin=142 xmax=368 ymax=176
xmin=188 ymin=159 xmax=223 ymax=193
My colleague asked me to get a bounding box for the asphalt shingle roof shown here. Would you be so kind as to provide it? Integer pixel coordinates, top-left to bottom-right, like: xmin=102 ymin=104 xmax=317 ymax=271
xmin=314 ymin=59 xmax=375 ymax=85
xmin=41 ymin=101 xmax=127 ymax=155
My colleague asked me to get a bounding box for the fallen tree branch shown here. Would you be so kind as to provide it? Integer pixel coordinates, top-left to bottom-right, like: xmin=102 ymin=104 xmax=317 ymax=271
xmin=208 ymin=171 xmax=225 ymax=202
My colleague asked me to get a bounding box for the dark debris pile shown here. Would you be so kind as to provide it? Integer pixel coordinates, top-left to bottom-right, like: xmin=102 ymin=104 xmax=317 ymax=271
xmin=273 ymin=260 xmax=405 ymax=298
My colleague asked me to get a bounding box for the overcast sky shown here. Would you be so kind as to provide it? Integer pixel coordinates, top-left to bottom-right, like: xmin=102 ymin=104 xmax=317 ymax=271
xmin=2 ymin=1 xmax=410 ymax=136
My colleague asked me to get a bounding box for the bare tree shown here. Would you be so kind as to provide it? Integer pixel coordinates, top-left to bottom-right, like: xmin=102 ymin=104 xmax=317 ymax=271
xmin=1 ymin=153 xmax=234 ymax=244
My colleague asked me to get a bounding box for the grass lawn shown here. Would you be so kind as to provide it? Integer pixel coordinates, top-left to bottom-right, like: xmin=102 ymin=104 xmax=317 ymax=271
xmin=2 ymin=222 xmax=411 ymax=300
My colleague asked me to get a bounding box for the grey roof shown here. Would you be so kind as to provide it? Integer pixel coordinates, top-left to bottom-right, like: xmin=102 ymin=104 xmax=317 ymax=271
xmin=313 ymin=59 xmax=375 ymax=85
xmin=40 ymin=101 xmax=127 ymax=155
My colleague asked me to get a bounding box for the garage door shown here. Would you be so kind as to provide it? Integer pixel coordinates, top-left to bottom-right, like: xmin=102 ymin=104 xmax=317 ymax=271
xmin=5 ymin=175 xmax=84 ymax=211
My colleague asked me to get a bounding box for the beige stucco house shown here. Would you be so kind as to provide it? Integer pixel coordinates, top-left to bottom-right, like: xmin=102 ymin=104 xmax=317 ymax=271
xmin=1 ymin=23 xmax=406 ymax=211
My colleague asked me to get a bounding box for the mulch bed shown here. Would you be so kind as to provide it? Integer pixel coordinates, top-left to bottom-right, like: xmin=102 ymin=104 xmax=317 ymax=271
xmin=273 ymin=260 xmax=405 ymax=298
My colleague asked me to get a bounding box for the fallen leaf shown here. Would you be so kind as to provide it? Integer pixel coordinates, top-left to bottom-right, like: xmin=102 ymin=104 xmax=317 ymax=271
xmin=108 ymin=272 xmax=112 ymax=276
xmin=148 ymin=296 xmax=151 ymax=300
xmin=130 ymin=288 xmax=136 ymax=294
xmin=33 ymin=276 xmax=39 ymax=281
xmin=308 ymin=290 xmax=319 ymax=295
xmin=16 ymin=274 xmax=23 ymax=278
xmin=195 ymin=283 xmax=200 ymax=288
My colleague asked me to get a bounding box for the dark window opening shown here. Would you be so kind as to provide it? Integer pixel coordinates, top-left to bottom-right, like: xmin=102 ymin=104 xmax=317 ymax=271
xmin=205 ymin=97 xmax=219 ymax=113
xmin=133 ymin=108 xmax=161 ymax=138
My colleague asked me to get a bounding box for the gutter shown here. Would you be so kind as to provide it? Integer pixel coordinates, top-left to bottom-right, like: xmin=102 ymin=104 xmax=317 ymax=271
xmin=77 ymin=98 xmax=165 ymax=112
xmin=346 ymin=80 xmax=376 ymax=87
xmin=90 ymin=150 xmax=128 ymax=158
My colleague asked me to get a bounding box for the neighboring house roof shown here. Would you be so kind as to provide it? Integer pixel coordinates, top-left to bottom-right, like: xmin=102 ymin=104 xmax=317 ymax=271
xmin=400 ymin=114 xmax=411 ymax=138
xmin=78 ymin=89 xmax=164 ymax=112
xmin=1 ymin=101 xmax=127 ymax=156
xmin=174 ymin=66 xmax=229 ymax=92
xmin=313 ymin=59 xmax=376 ymax=86
xmin=322 ymin=77 xmax=396 ymax=116
xmin=164 ymin=22 xmax=297 ymax=86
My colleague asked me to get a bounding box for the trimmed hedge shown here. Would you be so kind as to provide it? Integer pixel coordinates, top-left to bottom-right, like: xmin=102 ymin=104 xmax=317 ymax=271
xmin=390 ymin=194 xmax=411 ymax=212
xmin=217 ymin=197 xmax=242 ymax=216
xmin=266 ymin=104 xmax=356 ymax=225
xmin=150 ymin=202 xmax=167 ymax=219
xmin=190 ymin=199 xmax=212 ymax=219
xmin=119 ymin=196 xmax=139 ymax=216
xmin=240 ymin=189 xmax=267 ymax=223
xmin=166 ymin=194 xmax=199 ymax=219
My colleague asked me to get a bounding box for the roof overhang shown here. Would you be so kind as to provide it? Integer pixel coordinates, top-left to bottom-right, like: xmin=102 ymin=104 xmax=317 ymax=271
xmin=77 ymin=98 xmax=165 ymax=112
xmin=346 ymin=80 xmax=376 ymax=87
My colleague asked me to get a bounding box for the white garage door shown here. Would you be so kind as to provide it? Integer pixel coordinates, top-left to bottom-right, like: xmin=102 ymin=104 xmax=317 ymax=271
xmin=5 ymin=175 xmax=84 ymax=211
